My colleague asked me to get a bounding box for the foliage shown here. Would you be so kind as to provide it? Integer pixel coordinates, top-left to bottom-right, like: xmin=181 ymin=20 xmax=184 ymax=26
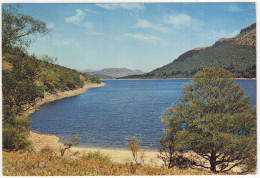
xmin=125 ymin=135 xmax=145 ymax=165
xmin=160 ymin=66 xmax=256 ymax=173
xmin=90 ymin=76 xmax=101 ymax=84
xmin=2 ymin=4 xmax=49 ymax=54
xmin=2 ymin=54 xmax=44 ymax=118
xmin=158 ymin=137 xmax=191 ymax=169
xmin=60 ymin=135 xmax=80 ymax=157
xmin=3 ymin=151 xmax=232 ymax=176
xmin=81 ymin=151 xmax=111 ymax=163
xmin=39 ymin=54 xmax=57 ymax=64
xmin=2 ymin=117 xmax=32 ymax=151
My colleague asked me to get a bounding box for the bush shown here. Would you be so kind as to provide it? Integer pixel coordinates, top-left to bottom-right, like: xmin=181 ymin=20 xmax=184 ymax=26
xmin=2 ymin=117 xmax=32 ymax=151
xmin=81 ymin=151 xmax=111 ymax=163
xmin=90 ymin=76 xmax=101 ymax=84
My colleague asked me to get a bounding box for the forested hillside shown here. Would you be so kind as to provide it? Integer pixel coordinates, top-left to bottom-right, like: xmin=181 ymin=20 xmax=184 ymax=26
xmin=120 ymin=23 xmax=256 ymax=79
xmin=2 ymin=5 xmax=98 ymax=151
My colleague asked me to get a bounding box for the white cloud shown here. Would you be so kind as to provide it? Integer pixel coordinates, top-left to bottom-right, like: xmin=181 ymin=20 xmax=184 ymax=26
xmin=65 ymin=9 xmax=99 ymax=35
xmin=65 ymin=9 xmax=84 ymax=24
xmin=163 ymin=13 xmax=203 ymax=30
xmin=46 ymin=23 xmax=55 ymax=30
xmin=135 ymin=19 xmax=170 ymax=33
xmin=96 ymin=4 xmax=144 ymax=10
xmin=203 ymin=30 xmax=239 ymax=40
xmin=164 ymin=13 xmax=191 ymax=27
xmin=228 ymin=4 xmax=243 ymax=12
xmin=84 ymin=22 xmax=99 ymax=35
xmin=125 ymin=33 xmax=161 ymax=44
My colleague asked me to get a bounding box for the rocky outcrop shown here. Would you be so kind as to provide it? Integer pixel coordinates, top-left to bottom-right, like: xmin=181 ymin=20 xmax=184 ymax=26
xmin=233 ymin=23 xmax=256 ymax=48
xmin=240 ymin=23 xmax=256 ymax=34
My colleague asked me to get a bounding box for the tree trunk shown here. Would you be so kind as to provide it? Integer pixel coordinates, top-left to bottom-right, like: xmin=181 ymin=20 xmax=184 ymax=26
xmin=210 ymin=152 xmax=217 ymax=172
xmin=210 ymin=161 xmax=217 ymax=172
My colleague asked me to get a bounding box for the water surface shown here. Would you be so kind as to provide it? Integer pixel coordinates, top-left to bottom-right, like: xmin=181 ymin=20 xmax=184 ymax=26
xmin=31 ymin=79 xmax=256 ymax=149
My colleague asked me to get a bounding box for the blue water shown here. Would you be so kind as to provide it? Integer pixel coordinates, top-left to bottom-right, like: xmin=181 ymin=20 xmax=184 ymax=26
xmin=31 ymin=79 xmax=256 ymax=149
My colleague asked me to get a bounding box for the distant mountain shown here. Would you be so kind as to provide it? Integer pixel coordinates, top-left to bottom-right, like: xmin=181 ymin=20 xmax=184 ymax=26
xmin=120 ymin=23 xmax=256 ymax=79
xmin=85 ymin=68 xmax=145 ymax=79
xmin=80 ymin=69 xmax=97 ymax=73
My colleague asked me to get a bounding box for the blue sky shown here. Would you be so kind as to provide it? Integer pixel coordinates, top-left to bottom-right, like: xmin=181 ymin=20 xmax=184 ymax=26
xmin=18 ymin=3 xmax=256 ymax=72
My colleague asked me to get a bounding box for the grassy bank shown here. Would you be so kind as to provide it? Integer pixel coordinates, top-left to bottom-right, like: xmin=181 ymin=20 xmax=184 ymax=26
xmin=2 ymin=151 xmax=231 ymax=176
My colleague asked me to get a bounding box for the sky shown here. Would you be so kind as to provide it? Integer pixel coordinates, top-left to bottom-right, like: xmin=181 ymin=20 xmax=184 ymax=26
xmin=15 ymin=2 xmax=256 ymax=72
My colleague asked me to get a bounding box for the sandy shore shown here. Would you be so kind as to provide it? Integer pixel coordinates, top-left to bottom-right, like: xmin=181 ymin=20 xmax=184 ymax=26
xmin=28 ymin=130 xmax=244 ymax=172
xmin=25 ymin=82 xmax=105 ymax=116
xmin=72 ymin=147 xmax=164 ymax=166
xmin=28 ymin=131 xmax=164 ymax=166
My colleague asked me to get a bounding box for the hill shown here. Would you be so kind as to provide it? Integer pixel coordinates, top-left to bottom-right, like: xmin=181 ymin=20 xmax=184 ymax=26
xmin=87 ymin=73 xmax=115 ymax=79
xmin=2 ymin=49 xmax=103 ymax=151
xmin=85 ymin=68 xmax=144 ymax=78
xmin=120 ymin=23 xmax=256 ymax=79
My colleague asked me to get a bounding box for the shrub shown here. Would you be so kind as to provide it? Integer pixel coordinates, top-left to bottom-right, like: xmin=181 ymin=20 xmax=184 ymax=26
xmin=90 ymin=76 xmax=101 ymax=84
xmin=2 ymin=119 xmax=32 ymax=151
xmin=81 ymin=151 xmax=111 ymax=163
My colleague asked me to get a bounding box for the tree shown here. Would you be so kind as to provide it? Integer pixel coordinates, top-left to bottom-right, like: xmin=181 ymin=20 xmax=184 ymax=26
xmin=60 ymin=135 xmax=80 ymax=157
xmin=160 ymin=66 xmax=256 ymax=173
xmin=125 ymin=135 xmax=144 ymax=165
xmin=39 ymin=54 xmax=58 ymax=65
xmin=2 ymin=54 xmax=45 ymax=151
xmin=2 ymin=55 xmax=45 ymax=119
xmin=90 ymin=76 xmax=101 ymax=84
xmin=2 ymin=4 xmax=49 ymax=53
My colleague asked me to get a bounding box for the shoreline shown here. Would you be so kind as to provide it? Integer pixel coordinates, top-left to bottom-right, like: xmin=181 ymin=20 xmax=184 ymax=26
xmin=27 ymin=82 xmax=106 ymax=153
xmin=26 ymin=81 xmax=163 ymax=165
xmin=25 ymin=82 xmax=105 ymax=116
xmin=28 ymin=131 xmax=163 ymax=166
xmin=114 ymin=78 xmax=256 ymax=80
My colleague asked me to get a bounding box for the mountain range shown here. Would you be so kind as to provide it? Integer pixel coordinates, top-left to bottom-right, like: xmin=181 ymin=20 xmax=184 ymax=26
xmin=82 ymin=68 xmax=145 ymax=79
xmin=120 ymin=23 xmax=256 ymax=79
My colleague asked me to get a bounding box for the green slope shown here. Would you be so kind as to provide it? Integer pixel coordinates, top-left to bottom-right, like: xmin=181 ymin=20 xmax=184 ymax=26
xmin=149 ymin=42 xmax=255 ymax=78
xmin=120 ymin=23 xmax=256 ymax=79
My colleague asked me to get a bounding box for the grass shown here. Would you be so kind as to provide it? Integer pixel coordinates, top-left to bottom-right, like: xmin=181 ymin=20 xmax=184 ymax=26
xmin=2 ymin=151 xmax=233 ymax=176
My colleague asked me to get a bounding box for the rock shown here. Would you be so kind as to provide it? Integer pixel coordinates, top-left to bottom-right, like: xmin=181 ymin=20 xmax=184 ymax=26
xmin=240 ymin=23 xmax=256 ymax=34
xmin=39 ymin=162 xmax=46 ymax=168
